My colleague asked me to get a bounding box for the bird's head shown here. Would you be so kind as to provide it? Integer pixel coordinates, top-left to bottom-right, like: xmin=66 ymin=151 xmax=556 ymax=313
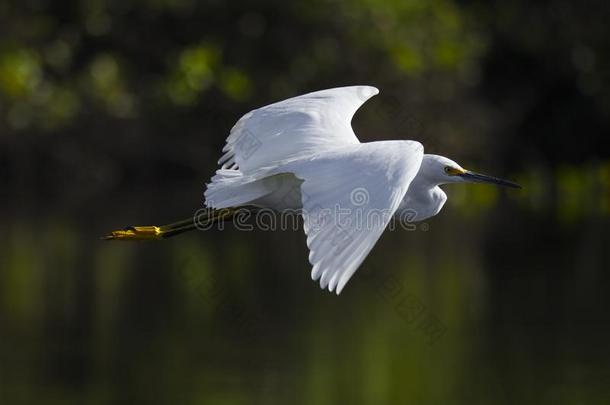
xmin=421 ymin=155 xmax=521 ymax=189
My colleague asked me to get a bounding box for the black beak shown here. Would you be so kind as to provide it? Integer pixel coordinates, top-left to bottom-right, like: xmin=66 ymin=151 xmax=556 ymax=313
xmin=459 ymin=171 xmax=522 ymax=189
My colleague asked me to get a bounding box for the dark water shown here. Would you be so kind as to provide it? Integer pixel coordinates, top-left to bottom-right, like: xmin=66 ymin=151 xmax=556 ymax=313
xmin=1 ymin=179 xmax=609 ymax=404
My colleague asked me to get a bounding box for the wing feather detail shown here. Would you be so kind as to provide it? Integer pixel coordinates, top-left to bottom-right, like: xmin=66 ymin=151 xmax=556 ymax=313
xmin=285 ymin=140 xmax=424 ymax=294
xmin=218 ymin=86 xmax=379 ymax=173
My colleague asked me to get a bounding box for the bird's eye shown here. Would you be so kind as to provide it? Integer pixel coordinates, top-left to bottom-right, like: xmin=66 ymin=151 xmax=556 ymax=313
xmin=444 ymin=166 xmax=451 ymax=174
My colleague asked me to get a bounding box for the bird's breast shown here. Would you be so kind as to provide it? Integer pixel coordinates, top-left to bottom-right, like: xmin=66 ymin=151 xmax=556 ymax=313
xmin=395 ymin=185 xmax=447 ymax=223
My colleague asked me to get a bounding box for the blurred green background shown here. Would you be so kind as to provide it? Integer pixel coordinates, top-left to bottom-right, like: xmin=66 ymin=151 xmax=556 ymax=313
xmin=1 ymin=0 xmax=610 ymax=403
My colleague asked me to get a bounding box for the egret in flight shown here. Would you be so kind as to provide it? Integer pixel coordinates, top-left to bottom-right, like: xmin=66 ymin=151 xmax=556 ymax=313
xmin=104 ymin=86 xmax=520 ymax=294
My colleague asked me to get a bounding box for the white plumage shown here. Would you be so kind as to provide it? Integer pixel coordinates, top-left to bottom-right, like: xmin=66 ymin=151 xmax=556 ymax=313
xmin=204 ymin=86 xmax=520 ymax=294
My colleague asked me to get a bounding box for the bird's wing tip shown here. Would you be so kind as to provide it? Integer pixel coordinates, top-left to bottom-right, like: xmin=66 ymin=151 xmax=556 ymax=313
xmin=356 ymin=85 xmax=379 ymax=98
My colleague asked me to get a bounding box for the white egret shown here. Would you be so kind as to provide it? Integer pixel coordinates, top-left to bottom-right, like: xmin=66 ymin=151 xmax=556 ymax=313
xmin=104 ymin=86 xmax=520 ymax=294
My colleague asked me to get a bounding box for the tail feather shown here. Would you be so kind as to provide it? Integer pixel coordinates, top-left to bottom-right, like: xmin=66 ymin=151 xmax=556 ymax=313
xmin=204 ymin=169 xmax=271 ymax=209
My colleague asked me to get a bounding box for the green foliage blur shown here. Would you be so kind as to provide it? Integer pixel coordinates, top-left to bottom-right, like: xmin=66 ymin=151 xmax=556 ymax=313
xmin=1 ymin=1 xmax=610 ymax=404
xmin=1 ymin=0 xmax=609 ymax=218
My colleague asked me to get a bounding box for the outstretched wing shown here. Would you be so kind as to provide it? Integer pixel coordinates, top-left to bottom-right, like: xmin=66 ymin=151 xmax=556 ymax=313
xmin=286 ymin=141 xmax=424 ymax=294
xmin=217 ymin=86 xmax=379 ymax=174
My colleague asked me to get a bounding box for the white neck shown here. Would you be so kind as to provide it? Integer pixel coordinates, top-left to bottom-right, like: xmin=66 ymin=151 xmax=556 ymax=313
xmin=397 ymin=172 xmax=448 ymax=222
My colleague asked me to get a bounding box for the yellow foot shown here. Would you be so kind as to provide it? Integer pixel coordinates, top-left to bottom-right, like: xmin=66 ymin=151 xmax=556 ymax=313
xmin=102 ymin=210 xmax=236 ymax=241
xmin=102 ymin=226 xmax=163 ymax=241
